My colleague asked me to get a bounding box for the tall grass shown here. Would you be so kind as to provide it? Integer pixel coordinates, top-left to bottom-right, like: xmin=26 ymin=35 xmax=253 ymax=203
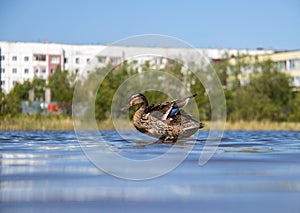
xmin=0 ymin=115 xmax=74 ymax=131
xmin=0 ymin=116 xmax=299 ymax=131
xmin=224 ymin=120 xmax=300 ymax=131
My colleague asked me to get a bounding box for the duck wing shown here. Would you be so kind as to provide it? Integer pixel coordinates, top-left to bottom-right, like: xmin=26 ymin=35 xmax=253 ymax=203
xmin=143 ymin=94 xmax=197 ymax=120
xmin=144 ymin=102 xmax=175 ymax=120
xmin=168 ymin=109 xmax=204 ymax=138
xmin=167 ymin=94 xmax=197 ymax=118
xmin=171 ymin=94 xmax=197 ymax=108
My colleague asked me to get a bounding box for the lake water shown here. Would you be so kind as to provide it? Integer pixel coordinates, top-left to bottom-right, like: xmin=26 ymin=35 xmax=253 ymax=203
xmin=0 ymin=130 xmax=300 ymax=213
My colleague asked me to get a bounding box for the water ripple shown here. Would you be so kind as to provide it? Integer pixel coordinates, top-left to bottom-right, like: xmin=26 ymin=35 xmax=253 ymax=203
xmin=0 ymin=130 xmax=300 ymax=212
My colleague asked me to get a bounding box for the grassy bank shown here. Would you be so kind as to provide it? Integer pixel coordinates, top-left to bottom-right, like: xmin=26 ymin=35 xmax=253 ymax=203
xmin=0 ymin=115 xmax=74 ymax=131
xmin=225 ymin=120 xmax=300 ymax=131
xmin=0 ymin=116 xmax=299 ymax=131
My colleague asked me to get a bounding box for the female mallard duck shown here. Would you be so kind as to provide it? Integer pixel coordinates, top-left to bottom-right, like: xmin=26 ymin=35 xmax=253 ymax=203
xmin=121 ymin=93 xmax=204 ymax=142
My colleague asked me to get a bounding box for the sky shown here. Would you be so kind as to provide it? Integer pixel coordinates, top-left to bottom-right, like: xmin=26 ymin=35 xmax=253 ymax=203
xmin=1 ymin=0 xmax=299 ymax=50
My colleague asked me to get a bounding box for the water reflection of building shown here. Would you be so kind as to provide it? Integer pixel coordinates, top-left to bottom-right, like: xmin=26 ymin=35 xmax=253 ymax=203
xmin=0 ymin=41 xmax=273 ymax=93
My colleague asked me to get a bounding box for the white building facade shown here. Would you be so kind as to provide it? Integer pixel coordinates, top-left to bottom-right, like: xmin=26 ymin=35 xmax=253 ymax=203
xmin=0 ymin=41 xmax=273 ymax=93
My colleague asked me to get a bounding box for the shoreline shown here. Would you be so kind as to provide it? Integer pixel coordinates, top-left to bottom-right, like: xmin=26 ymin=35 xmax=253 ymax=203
xmin=0 ymin=116 xmax=300 ymax=131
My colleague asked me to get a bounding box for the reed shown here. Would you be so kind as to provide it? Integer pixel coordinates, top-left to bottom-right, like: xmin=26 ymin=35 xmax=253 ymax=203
xmin=0 ymin=116 xmax=299 ymax=131
xmin=0 ymin=115 xmax=74 ymax=131
xmin=224 ymin=120 xmax=300 ymax=131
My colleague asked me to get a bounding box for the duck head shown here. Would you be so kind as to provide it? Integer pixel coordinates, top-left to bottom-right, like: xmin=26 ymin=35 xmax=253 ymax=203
xmin=121 ymin=93 xmax=148 ymax=111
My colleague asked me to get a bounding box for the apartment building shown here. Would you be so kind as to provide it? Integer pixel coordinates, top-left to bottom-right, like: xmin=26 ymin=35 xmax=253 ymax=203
xmin=229 ymin=50 xmax=300 ymax=88
xmin=0 ymin=41 xmax=273 ymax=93
xmin=259 ymin=50 xmax=300 ymax=87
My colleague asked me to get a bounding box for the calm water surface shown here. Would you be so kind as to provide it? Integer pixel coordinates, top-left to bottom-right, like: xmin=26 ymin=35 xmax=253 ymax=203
xmin=0 ymin=130 xmax=300 ymax=213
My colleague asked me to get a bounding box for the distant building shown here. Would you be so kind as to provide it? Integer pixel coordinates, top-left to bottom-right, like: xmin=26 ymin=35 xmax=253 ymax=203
xmin=0 ymin=41 xmax=273 ymax=93
xmin=258 ymin=50 xmax=300 ymax=88
xmin=22 ymin=101 xmax=71 ymax=115
xmin=227 ymin=50 xmax=300 ymax=88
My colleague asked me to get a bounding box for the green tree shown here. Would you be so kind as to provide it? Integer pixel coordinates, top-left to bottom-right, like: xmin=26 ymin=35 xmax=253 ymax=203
xmin=5 ymin=80 xmax=32 ymax=115
xmin=230 ymin=60 xmax=292 ymax=121
xmin=94 ymin=63 xmax=133 ymax=120
xmin=213 ymin=54 xmax=230 ymax=88
xmin=288 ymin=92 xmax=300 ymax=121
xmin=190 ymin=76 xmax=210 ymax=120
xmin=48 ymin=66 xmax=74 ymax=103
xmin=0 ymin=90 xmax=5 ymax=116
xmin=31 ymin=78 xmax=46 ymax=101
xmin=231 ymin=86 xmax=276 ymax=121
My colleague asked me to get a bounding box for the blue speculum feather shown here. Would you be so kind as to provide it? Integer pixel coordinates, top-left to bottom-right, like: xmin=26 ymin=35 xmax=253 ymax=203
xmin=168 ymin=107 xmax=180 ymax=118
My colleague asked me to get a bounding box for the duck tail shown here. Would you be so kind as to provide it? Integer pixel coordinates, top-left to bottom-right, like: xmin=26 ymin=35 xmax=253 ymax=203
xmin=175 ymin=94 xmax=197 ymax=108
xmin=189 ymin=94 xmax=197 ymax=99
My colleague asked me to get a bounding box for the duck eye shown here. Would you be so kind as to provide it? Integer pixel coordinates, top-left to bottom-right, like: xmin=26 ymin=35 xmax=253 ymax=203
xmin=130 ymin=94 xmax=138 ymax=99
xmin=131 ymin=94 xmax=142 ymax=100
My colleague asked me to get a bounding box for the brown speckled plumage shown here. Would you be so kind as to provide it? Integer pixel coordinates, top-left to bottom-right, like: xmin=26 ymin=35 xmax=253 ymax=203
xmin=121 ymin=93 xmax=204 ymax=142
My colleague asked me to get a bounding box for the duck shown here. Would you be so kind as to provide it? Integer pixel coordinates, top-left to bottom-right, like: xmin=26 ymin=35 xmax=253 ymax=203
xmin=121 ymin=93 xmax=204 ymax=142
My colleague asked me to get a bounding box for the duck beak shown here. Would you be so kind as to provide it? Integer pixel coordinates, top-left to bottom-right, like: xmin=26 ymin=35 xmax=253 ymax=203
xmin=120 ymin=103 xmax=131 ymax=111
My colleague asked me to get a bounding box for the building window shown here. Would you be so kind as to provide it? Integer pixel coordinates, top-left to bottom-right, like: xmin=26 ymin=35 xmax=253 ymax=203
xmin=50 ymin=56 xmax=60 ymax=64
xmin=86 ymin=58 xmax=90 ymax=63
xmin=12 ymin=68 xmax=17 ymax=74
xmin=75 ymin=58 xmax=80 ymax=64
xmin=97 ymin=56 xmax=106 ymax=63
xmin=50 ymin=69 xmax=54 ymax=74
xmin=34 ymin=66 xmax=46 ymax=75
xmin=12 ymin=56 xmax=17 ymax=61
xmin=1 ymin=81 xmax=5 ymax=86
xmin=12 ymin=81 xmax=18 ymax=86
xmin=289 ymin=59 xmax=300 ymax=70
xmin=33 ymin=54 xmax=46 ymax=61
xmin=293 ymin=76 xmax=300 ymax=87
xmin=277 ymin=61 xmax=286 ymax=71
xmin=155 ymin=57 xmax=162 ymax=65
xmin=109 ymin=56 xmax=121 ymax=64
xmin=0 ymin=55 xmax=5 ymax=61
xmin=64 ymin=57 xmax=68 ymax=63
xmin=24 ymin=68 xmax=29 ymax=74
xmin=75 ymin=69 xmax=79 ymax=74
xmin=295 ymin=59 xmax=300 ymax=70
xmin=24 ymin=56 xmax=29 ymax=61
xmin=242 ymin=64 xmax=253 ymax=75
xmin=1 ymin=68 xmax=5 ymax=73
